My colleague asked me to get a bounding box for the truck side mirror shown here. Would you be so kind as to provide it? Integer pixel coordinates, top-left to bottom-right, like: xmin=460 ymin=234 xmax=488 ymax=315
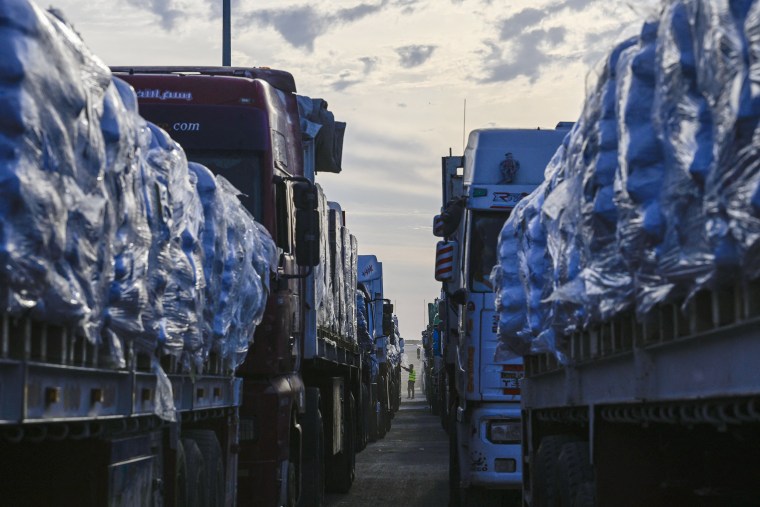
xmin=382 ymin=313 xmax=394 ymax=337
xmin=296 ymin=209 xmax=320 ymax=266
xmin=382 ymin=302 xmax=394 ymax=336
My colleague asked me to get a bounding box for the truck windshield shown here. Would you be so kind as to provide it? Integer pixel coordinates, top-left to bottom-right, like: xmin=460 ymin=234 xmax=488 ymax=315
xmin=186 ymin=150 xmax=263 ymax=221
xmin=469 ymin=212 xmax=509 ymax=293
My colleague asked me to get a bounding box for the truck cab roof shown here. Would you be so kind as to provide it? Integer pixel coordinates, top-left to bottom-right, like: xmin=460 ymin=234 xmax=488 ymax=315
xmin=463 ymin=127 xmax=570 ymax=187
xmin=111 ymin=66 xmax=297 ymax=94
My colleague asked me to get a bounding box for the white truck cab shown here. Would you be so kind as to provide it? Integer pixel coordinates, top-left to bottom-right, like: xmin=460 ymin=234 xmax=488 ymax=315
xmin=436 ymin=126 xmax=569 ymax=504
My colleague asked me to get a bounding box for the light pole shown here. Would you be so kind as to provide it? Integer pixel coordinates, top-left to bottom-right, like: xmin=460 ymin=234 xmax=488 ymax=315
xmin=223 ymin=0 xmax=231 ymax=66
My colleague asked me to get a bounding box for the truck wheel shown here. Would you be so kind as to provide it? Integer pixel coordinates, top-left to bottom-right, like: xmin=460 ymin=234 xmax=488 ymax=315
xmin=368 ymin=394 xmax=378 ymax=442
xmin=574 ymin=481 xmax=595 ymax=507
xmin=377 ymin=388 xmax=387 ymax=440
xmin=448 ymin=406 xmax=461 ymax=507
xmin=439 ymin=374 xmax=449 ymax=432
xmin=175 ymin=440 xmax=188 ymax=507
xmin=535 ymin=435 xmax=577 ymax=507
xmin=438 ymin=373 xmax=451 ymax=433
xmin=431 ymin=390 xmax=441 ymax=416
xmin=184 ymin=430 xmax=224 ymax=507
xmin=181 ymin=438 xmax=206 ymax=507
xmin=358 ymin=384 xmax=369 ymax=451
xmin=556 ymin=442 xmax=593 ymax=507
xmin=326 ymin=393 xmax=356 ymax=493
xmin=299 ymin=388 xmax=325 ymax=507
xmin=287 ymin=461 xmax=298 ymax=507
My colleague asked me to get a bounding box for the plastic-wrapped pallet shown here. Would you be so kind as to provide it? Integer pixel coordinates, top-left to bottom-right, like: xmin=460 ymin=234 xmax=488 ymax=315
xmin=347 ymin=234 xmax=358 ymax=343
xmin=315 ymin=185 xmax=333 ymax=331
xmin=340 ymin=227 xmax=350 ymax=340
xmin=328 ymin=203 xmax=344 ymax=337
xmin=356 ymin=292 xmax=372 ymax=350
xmin=578 ymin=38 xmax=637 ymax=323
xmin=644 ymin=2 xmax=713 ymax=313
xmin=700 ymin=0 xmax=760 ymax=278
xmin=495 ymin=0 xmax=760 ymax=363
xmin=493 ymin=219 xmax=529 ymax=360
xmin=0 ymin=1 xmax=113 ymax=350
xmin=0 ymin=2 xmax=277 ymax=415
xmin=541 ymin=130 xmax=585 ymax=337
xmin=615 ymin=20 xmax=669 ymax=315
xmin=189 ymin=162 xmax=277 ymax=371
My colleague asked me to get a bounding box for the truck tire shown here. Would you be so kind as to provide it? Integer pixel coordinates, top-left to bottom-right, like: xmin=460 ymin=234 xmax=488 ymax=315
xmin=299 ymin=388 xmax=325 ymax=507
xmin=357 ymin=384 xmax=369 ymax=452
xmin=574 ymin=481 xmax=595 ymax=507
xmin=534 ymin=435 xmax=577 ymax=507
xmin=181 ymin=438 xmax=206 ymax=507
xmin=431 ymin=382 xmax=441 ymax=416
xmin=184 ymin=430 xmax=224 ymax=507
xmin=377 ymin=381 xmax=387 ymax=440
xmin=175 ymin=440 xmax=188 ymax=507
xmin=556 ymin=442 xmax=593 ymax=507
xmin=368 ymin=388 xmax=378 ymax=442
xmin=449 ymin=405 xmax=461 ymax=507
xmin=326 ymin=393 xmax=355 ymax=493
xmin=440 ymin=374 xmax=449 ymax=432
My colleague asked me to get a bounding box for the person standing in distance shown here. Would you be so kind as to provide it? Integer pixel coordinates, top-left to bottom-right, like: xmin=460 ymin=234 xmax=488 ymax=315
xmin=401 ymin=363 xmax=416 ymax=399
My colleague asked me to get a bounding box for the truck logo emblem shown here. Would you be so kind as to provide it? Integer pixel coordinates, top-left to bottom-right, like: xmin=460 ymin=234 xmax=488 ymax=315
xmin=499 ymin=152 xmax=520 ymax=183
xmin=136 ymin=89 xmax=193 ymax=101
xmin=491 ymin=192 xmax=528 ymax=209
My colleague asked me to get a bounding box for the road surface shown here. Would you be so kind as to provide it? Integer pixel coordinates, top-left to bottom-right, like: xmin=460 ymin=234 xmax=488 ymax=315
xmin=326 ymin=364 xmax=449 ymax=507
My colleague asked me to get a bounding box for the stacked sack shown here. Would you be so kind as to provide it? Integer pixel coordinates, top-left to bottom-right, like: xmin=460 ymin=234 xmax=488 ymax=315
xmin=0 ymin=0 xmax=277 ymax=390
xmin=495 ymin=0 xmax=760 ymax=362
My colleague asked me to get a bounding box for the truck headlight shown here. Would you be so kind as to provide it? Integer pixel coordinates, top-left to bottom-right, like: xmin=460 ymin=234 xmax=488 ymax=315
xmin=487 ymin=420 xmax=520 ymax=444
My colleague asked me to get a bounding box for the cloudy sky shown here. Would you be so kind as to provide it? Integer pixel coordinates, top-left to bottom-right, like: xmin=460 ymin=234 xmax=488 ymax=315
xmin=50 ymin=0 xmax=659 ymax=338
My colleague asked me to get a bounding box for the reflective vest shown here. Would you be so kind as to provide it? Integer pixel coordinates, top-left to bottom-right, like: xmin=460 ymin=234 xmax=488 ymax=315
xmin=408 ymin=369 xmax=416 ymax=382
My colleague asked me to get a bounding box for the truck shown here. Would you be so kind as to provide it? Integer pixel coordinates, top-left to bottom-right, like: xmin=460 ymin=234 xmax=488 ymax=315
xmin=0 ymin=5 xmax=278 ymax=506
xmin=111 ymin=65 xmax=367 ymax=506
xmin=433 ymin=127 xmax=569 ymax=505
xmin=356 ymin=254 xmax=402 ymax=441
xmin=495 ymin=3 xmax=760 ymax=506
xmin=421 ymin=300 xmax=444 ymax=418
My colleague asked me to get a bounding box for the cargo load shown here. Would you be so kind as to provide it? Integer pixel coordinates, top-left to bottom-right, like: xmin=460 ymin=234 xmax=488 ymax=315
xmin=495 ymin=0 xmax=760 ymax=363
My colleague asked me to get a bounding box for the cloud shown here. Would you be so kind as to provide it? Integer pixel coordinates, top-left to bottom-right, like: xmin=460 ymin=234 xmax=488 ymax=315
xmin=480 ymin=27 xmax=566 ymax=83
xmin=237 ymin=1 xmax=388 ymax=52
xmin=499 ymin=8 xmax=544 ymax=39
xmin=396 ymin=45 xmax=437 ymax=68
xmin=126 ymin=0 xmax=184 ymax=30
xmin=393 ymin=0 xmax=421 ymax=14
xmin=332 ymin=77 xmax=363 ymax=91
xmin=329 ymin=57 xmax=379 ymax=91
xmin=360 ymin=56 xmax=379 ymax=74
xmin=499 ymin=2 xmax=602 ymax=40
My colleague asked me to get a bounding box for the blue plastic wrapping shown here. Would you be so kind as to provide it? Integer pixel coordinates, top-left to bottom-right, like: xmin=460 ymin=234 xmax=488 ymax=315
xmin=0 ymin=1 xmax=123 ymax=363
xmin=701 ymin=0 xmax=760 ymax=278
xmin=0 ymin=3 xmax=277 ymax=414
xmin=356 ymin=292 xmax=372 ymax=349
xmin=495 ymin=0 xmax=760 ymax=362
